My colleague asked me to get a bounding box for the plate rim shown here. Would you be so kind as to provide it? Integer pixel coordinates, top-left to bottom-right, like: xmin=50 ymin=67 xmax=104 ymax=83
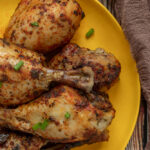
xmin=92 ymin=0 xmax=141 ymax=149
xmin=0 ymin=0 xmax=141 ymax=149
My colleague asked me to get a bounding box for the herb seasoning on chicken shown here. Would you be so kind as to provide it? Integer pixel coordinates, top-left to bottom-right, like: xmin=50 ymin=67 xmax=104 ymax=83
xmin=0 ymin=39 xmax=94 ymax=106
xmin=4 ymin=0 xmax=83 ymax=54
xmin=49 ymin=43 xmax=121 ymax=91
xmin=0 ymin=85 xmax=115 ymax=143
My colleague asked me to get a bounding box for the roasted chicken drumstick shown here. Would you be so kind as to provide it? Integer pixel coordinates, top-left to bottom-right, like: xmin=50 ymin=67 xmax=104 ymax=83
xmin=0 ymin=129 xmax=48 ymax=150
xmin=49 ymin=43 xmax=121 ymax=91
xmin=4 ymin=0 xmax=83 ymax=54
xmin=0 ymin=129 xmax=109 ymax=150
xmin=42 ymin=129 xmax=109 ymax=150
xmin=0 ymin=39 xmax=94 ymax=106
xmin=0 ymin=85 xmax=115 ymax=143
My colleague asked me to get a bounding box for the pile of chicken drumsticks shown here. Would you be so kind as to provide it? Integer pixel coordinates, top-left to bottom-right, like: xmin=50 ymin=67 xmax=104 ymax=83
xmin=0 ymin=0 xmax=121 ymax=149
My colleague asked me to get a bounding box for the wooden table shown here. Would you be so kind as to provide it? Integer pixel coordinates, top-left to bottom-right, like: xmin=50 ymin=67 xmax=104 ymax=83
xmin=99 ymin=1 xmax=147 ymax=150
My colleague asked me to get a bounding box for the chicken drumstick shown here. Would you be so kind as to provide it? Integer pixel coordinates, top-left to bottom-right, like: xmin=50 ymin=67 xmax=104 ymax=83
xmin=0 ymin=39 xmax=94 ymax=106
xmin=0 ymin=85 xmax=115 ymax=143
xmin=49 ymin=43 xmax=121 ymax=91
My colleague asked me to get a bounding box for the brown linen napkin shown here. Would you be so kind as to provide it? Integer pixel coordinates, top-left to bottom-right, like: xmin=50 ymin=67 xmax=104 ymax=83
xmin=114 ymin=0 xmax=150 ymax=149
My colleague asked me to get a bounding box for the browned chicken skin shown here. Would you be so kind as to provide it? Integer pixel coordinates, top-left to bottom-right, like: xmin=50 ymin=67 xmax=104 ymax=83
xmin=4 ymin=0 xmax=83 ymax=54
xmin=42 ymin=130 xmax=109 ymax=150
xmin=0 ymin=39 xmax=94 ymax=106
xmin=0 ymin=129 xmax=108 ymax=150
xmin=49 ymin=43 xmax=121 ymax=91
xmin=1 ymin=0 xmax=120 ymax=147
xmin=0 ymin=85 xmax=115 ymax=143
xmin=0 ymin=129 xmax=48 ymax=150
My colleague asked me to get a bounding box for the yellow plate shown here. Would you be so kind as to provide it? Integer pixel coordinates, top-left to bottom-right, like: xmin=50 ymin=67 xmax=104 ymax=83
xmin=0 ymin=0 xmax=140 ymax=150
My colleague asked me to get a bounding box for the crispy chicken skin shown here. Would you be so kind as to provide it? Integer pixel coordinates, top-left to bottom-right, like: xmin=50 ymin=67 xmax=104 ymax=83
xmin=0 ymin=129 xmax=108 ymax=150
xmin=49 ymin=43 xmax=121 ymax=91
xmin=4 ymin=0 xmax=82 ymax=54
xmin=0 ymin=129 xmax=48 ymax=150
xmin=0 ymin=39 xmax=94 ymax=106
xmin=42 ymin=130 xmax=109 ymax=150
xmin=0 ymin=85 xmax=115 ymax=143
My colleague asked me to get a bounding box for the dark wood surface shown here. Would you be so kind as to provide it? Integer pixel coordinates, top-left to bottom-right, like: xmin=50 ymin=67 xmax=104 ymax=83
xmin=99 ymin=0 xmax=146 ymax=150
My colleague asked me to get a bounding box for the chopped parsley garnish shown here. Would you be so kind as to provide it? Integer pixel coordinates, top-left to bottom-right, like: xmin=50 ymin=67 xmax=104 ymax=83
xmin=14 ymin=61 xmax=24 ymax=71
xmin=32 ymin=119 xmax=49 ymax=131
xmin=86 ymin=28 xmax=94 ymax=38
xmin=41 ymin=119 xmax=49 ymax=130
xmin=31 ymin=22 xmax=39 ymax=27
xmin=32 ymin=122 xmax=42 ymax=131
xmin=65 ymin=112 xmax=71 ymax=119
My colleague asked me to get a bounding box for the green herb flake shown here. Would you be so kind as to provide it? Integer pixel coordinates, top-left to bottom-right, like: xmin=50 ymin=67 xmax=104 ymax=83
xmin=65 ymin=112 xmax=71 ymax=119
xmin=32 ymin=122 xmax=42 ymax=131
xmin=0 ymin=82 xmax=2 ymax=88
xmin=41 ymin=119 xmax=49 ymax=130
xmin=32 ymin=119 xmax=49 ymax=131
xmin=14 ymin=61 xmax=24 ymax=71
xmin=31 ymin=22 xmax=39 ymax=27
xmin=86 ymin=28 xmax=94 ymax=38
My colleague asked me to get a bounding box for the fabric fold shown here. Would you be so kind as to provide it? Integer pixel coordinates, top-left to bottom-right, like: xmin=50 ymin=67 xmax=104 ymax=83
xmin=114 ymin=0 xmax=150 ymax=149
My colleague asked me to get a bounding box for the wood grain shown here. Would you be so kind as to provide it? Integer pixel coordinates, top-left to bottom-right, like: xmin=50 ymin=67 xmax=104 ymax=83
xmin=98 ymin=1 xmax=147 ymax=150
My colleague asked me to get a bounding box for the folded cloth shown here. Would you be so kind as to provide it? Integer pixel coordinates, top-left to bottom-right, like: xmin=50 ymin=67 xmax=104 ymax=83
xmin=114 ymin=0 xmax=150 ymax=149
